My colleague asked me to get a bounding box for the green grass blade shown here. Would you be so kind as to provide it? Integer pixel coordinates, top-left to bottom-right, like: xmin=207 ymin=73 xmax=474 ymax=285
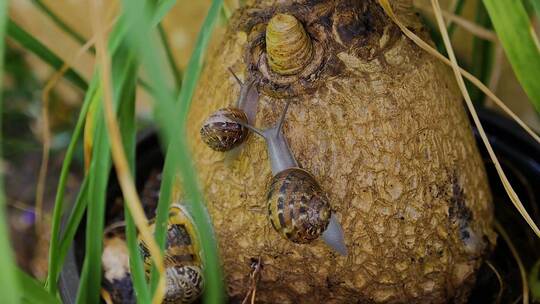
xmin=31 ymin=0 xmax=88 ymax=46
xmin=76 ymin=98 xmax=111 ymax=304
xmin=113 ymin=43 xmax=151 ymax=303
xmin=57 ymin=177 xmax=88 ymax=275
xmin=483 ymin=0 xmax=540 ymax=112
xmin=530 ymin=259 xmax=540 ymax=301
xmin=158 ymin=23 xmax=182 ymax=91
xmin=53 ymin=6 xmax=176 ymax=301
xmin=120 ymin=0 xmax=225 ymax=302
xmin=0 ymin=0 xmax=21 ymax=302
xmin=177 ymin=1 xmax=222 ymax=123
xmin=46 ymin=80 xmax=98 ymax=294
xmin=447 ymin=0 xmax=465 ymax=36
xmin=6 ymin=20 xmax=87 ymax=90
xmin=470 ymin=0 xmax=494 ymax=103
xmin=17 ymin=269 xmax=59 ymax=304
xmin=152 ymin=0 xmax=177 ymax=26
xmin=28 ymin=0 xmax=161 ymax=97
xmin=532 ymin=1 xmax=540 ymax=17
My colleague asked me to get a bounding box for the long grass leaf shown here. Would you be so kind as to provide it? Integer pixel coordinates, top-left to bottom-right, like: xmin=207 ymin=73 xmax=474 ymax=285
xmin=120 ymin=0 xmax=225 ymax=302
xmin=470 ymin=1 xmax=494 ymax=103
xmin=530 ymin=259 xmax=540 ymax=301
xmin=152 ymin=0 xmax=177 ymax=26
xmin=154 ymin=2 xmax=225 ymax=301
xmin=57 ymin=177 xmax=88 ymax=276
xmin=111 ymin=38 xmax=151 ymax=304
xmin=483 ymin=0 xmax=540 ymax=112
xmin=158 ymin=23 xmax=182 ymax=91
xmin=76 ymin=99 xmax=111 ymax=304
xmin=6 ymin=20 xmax=87 ymax=90
xmin=46 ymin=84 xmax=97 ymax=294
xmin=31 ymin=0 xmax=87 ymax=46
xmin=17 ymin=269 xmax=59 ymax=304
xmin=447 ymin=0 xmax=465 ymax=36
xmin=54 ymin=3 xmax=177 ymax=301
xmin=0 ymin=0 xmax=21 ymax=302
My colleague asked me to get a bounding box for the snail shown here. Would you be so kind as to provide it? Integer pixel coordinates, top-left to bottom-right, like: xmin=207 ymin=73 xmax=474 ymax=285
xmin=265 ymin=13 xmax=313 ymax=76
xmin=200 ymin=68 xmax=259 ymax=152
xmin=234 ymin=100 xmax=347 ymax=256
xmin=139 ymin=203 xmax=204 ymax=304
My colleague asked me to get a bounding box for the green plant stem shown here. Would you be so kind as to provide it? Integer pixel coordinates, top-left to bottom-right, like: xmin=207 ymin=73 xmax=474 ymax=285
xmin=113 ymin=43 xmax=150 ymax=303
xmin=6 ymin=20 xmax=88 ymax=90
xmin=470 ymin=0 xmax=494 ymax=103
xmin=483 ymin=0 xmax=540 ymax=112
xmin=46 ymin=82 xmax=97 ymax=294
xmin=17 ymin=269 xmax=59 ymax=304
xmin=76 ymin=100 xmax=111 ymax=304
xmin=29 ymin=0 xmax=162 ymax=94
xmin=120 ymin=0 xmax=225 ymax=302
xmin=447 ymin=0 xmax=466 ymax=37
xmin=0 ymin=0 xmax=21 ymax=302
xmin=56 ymin=177 xmax=88 ymax=275
xmin=158 ymin=23 xmax=182 ymax=92
xmin=31 ymin=0 xmax=89 ymax=48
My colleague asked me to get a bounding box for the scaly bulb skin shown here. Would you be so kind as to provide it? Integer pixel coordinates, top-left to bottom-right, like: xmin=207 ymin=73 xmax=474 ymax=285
xmin=139 ymin=204 xmax=204 ymax=304
xmin=186 ymin=0 xmax=495 ymax=302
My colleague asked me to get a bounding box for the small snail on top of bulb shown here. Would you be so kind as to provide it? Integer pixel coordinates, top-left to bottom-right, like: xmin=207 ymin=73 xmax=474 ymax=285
xmin=235 ymin=100 xmax=348 ymax=256
xmin=139 ymin=203 xmax=205 ymax=304
xmin=200 ymin=69 xmax=259 ymax=152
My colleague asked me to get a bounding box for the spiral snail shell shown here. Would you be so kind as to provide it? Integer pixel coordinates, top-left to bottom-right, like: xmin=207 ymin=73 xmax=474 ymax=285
xmin=200 ymin=108 xmax=249 ymax=151
xmin=139 ymin=204 xmax=204 ymax=304
xmin=200 ymin=69 xmax=259 ymax=152
xmin=235 ymin=101 xmax=347 ymax=255
xmin=267 ymin=168 xmax=331 ymax=243
xmin=266 ymin=13 xmax=314 ymax=75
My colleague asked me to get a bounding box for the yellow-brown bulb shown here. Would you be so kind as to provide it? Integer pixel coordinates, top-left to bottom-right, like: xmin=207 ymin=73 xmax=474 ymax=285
xmin=265 ymin=13 xmax=313 ymax=75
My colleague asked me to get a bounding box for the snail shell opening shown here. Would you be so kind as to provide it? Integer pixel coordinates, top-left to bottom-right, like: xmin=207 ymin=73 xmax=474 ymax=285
xmin=266 ymin=13 xmax=314 ymax=76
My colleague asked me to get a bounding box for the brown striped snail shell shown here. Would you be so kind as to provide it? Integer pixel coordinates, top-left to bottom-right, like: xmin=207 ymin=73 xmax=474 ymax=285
xmin=266 ymin=13 xmax=313 ymax=75
xmin=139 ymin=204 xmax=204 ymax=304
xmin=200 ymin=107 xmax=249 ymax=152
xmin=235 ymin=101 xmax=347 ymax=255
xmin=267 ymin=167 xmax=331 ymax=243
xmin=200 ymin=69 xmax=259 ymax=152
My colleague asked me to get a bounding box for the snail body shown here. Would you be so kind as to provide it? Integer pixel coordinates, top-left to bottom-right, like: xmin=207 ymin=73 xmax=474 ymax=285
xmin=200 ymin=71 xmax=259 ymax=151
xmin=139 ymin=204 xmax=204 ymax=304
xmin=239 ymin=101 xmax=347 ymax=255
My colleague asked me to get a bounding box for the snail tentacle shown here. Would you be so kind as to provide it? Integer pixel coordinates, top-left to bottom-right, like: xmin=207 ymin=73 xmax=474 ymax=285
xmin=228 ymin=67 xmax=243 ymax=86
